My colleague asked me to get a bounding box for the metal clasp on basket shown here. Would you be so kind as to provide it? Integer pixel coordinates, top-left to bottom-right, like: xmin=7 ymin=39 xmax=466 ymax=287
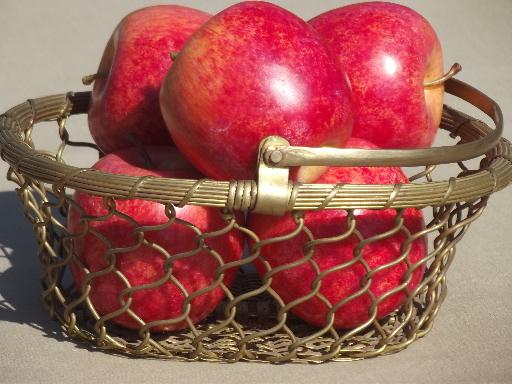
xmin=253 ymin=136 xmax=291 ymax=216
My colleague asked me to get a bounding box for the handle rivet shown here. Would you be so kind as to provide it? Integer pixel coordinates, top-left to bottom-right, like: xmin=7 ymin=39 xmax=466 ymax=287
xmin=269 ymin=150 xmax=283 ymax=164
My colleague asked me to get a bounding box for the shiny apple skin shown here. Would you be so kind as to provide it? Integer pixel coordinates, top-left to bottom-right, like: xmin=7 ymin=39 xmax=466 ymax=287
xmin=67 ymin=146 xmax=244 ymax=331
xmin=248 ymin=138 xmax=427 ymax=329
xmin=160 ymin=1 xmax=353 ymax=181
xmin=310 ymin=1 xmax=444 ymax=149
xmin=88 ymin=6 xmax=210 ymax=154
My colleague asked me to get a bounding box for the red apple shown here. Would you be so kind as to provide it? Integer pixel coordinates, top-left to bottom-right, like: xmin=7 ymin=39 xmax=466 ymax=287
xmin=248 ymin=138 xmax=427 ymax=329
xmin=88 ymin=6 xmax=210 ymax=154
xmin=67 ymin=146 xmax=244 ymax=331
xmin=160 ymin=1 xmax=353 ymax=181
xmin=310 ymin=2 xmax=444 ymax=148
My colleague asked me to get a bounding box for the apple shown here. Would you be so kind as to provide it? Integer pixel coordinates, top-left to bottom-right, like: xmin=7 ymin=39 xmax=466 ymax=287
xmin=310 ymin=1 xmax=444 ymax=149
xmin=67 ymin=146 xmax=244 ymax=331
xmin=160 ymin=1 xmax=353 ymax=181
xmin=248 ymin=138 xmax=427 ymax=329
xmin=87 ymin=5 xmax=210 ymax=154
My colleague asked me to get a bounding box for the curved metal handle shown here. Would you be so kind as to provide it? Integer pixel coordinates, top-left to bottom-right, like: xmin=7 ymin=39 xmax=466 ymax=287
xmin=263 ymin=78 xmax=503 ymax=168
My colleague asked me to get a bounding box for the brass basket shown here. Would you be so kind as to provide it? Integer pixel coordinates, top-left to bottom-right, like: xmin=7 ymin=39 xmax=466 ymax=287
xmin=0 ymin=78 xmax=511 ymax=363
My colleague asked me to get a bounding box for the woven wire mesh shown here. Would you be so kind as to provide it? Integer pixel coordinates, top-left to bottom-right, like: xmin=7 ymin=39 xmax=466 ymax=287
xmin=2 ymin=102 xmax=493 ymax=363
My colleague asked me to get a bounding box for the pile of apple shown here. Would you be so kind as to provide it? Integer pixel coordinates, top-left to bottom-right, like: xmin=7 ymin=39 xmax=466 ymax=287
xmin=69 ymin=1 xmax=446 ymax=332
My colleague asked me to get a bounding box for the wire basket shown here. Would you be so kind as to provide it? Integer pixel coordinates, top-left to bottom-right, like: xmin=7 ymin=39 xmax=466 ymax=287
xmin=0 ymin=78 xmax=511 ymax=363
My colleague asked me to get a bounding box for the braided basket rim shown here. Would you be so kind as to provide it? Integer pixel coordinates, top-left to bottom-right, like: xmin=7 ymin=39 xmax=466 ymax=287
xmin=0 ymin=78 xmax=511 ymax=211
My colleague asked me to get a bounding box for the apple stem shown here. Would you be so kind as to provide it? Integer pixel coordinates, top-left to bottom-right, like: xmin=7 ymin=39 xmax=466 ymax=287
xmin=81 ymin=72 xmax=108 ymax=86
xmin=127 ymin=133 xmax=155 ymax=169
xmin=424 ymin=63 xmax=462 ymax=87
xmin=170 ymin=51 xmax=180 ymax=62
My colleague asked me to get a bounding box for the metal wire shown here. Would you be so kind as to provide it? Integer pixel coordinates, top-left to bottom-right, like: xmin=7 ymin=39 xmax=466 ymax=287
xmin=0 ymin=79 xmax=511 ymax=363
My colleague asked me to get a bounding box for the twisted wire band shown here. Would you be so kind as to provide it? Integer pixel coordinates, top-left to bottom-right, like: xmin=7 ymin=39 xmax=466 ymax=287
xmin=1 ymin=79 xmax=511 ymax=213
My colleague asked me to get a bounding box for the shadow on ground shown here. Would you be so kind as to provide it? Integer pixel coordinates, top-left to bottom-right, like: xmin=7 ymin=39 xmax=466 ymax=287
xmin=0 ymin=190 xmax=69 ymax=342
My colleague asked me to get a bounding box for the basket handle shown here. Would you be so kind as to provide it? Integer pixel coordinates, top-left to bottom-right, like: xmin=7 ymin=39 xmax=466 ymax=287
xmin=261 ymin=78 xmax=503 ymax=168
xmin=251 ymin=78 xmax=511 ymax=214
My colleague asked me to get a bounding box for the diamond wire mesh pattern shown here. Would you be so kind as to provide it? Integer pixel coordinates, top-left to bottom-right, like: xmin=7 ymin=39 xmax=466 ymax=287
xmin=0 ymin=86 xmax=510 ymax=363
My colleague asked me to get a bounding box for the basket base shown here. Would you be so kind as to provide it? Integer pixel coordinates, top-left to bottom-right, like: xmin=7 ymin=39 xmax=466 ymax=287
xmin=48 ymin=269 xmax=442 ymax=363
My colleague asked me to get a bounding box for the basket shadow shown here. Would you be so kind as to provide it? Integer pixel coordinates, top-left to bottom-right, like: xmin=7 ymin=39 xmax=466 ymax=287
xmin=0 ymin=190 xmax=71 ymax=343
